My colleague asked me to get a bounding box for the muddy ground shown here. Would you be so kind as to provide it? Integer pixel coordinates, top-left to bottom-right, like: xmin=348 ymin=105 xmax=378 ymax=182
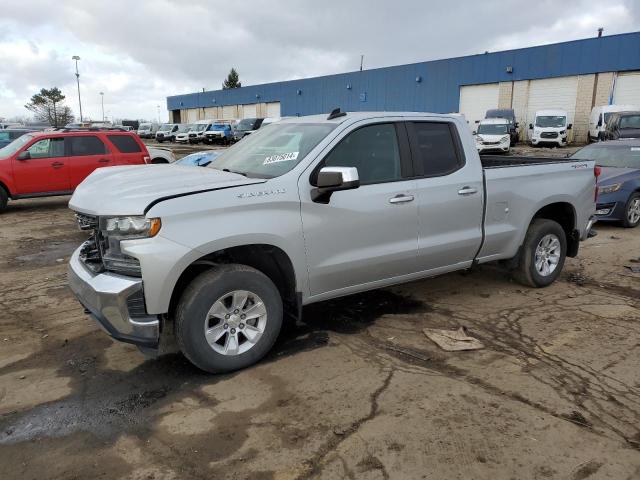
xmin=1 ymin=147 xmax=640 ymax=479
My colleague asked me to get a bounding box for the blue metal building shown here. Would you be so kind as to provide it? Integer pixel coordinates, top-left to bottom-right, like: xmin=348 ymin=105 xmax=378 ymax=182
xmin=167 ymin=31 xmax=640 ymax=122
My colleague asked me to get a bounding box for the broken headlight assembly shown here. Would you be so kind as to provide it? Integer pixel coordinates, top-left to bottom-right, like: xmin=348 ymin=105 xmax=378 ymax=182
xmin=100 ymin=216 xmax=161 ymax=276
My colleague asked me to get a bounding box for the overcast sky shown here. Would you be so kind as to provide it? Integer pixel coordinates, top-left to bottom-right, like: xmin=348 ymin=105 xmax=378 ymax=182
xmin=1 ymin=0 xmax=638 ymax=123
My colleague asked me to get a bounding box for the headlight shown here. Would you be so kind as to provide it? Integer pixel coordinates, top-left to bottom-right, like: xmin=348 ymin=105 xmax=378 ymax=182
xmin=104 ymin=216 xmax=161 ymax=237
xmin=500 ymin=135 xmax=510 ymax=143
xmin=100 ymin=217 xmax=161 ymax=276
xmin=598 ymin=183 xmax=623 ymax=195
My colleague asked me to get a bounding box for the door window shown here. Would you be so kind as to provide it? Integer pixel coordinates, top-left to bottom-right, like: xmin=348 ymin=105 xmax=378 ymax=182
xmin=67 ymin=136 xmax=107 ymax=156
xmin=27 ymin=138 xmax=64 ymax=158
xmin=408 ymin=122 xmax=463 ymax=177
xmin=322 ymin=123 xmax=401 ymax=184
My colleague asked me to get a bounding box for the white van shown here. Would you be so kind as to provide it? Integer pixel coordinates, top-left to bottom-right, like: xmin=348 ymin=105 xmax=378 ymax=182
xmin=187 ymin=119 xmax=216 ymax=144
xmin=588 ymin=104 xmax=639 ymax=142
xmin=529 ymin=109 xmax=571 ymax=147
xmin=137 ymin=123 xmax=158 ymax=138
xmin=473 ymin=118 xmax=511 ymax=153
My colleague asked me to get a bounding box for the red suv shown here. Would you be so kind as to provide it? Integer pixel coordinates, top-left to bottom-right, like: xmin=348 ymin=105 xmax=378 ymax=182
xmin=0 ymin=129 xmax=151 ymax=211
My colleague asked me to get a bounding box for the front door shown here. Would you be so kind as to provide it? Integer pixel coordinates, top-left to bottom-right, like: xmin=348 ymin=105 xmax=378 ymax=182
xmin=65 ymin=135 xmax=113 ymax=188
xmin=407 ymin=121 xmax=484 ymax=272
xmin=300 ymin=122 xmax=418 ymax=297
xmin=12 ymin=137 xmax=69 ymax=194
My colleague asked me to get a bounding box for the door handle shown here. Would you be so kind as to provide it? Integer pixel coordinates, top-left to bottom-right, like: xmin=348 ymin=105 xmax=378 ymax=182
xmin=51 ymin=161 xmax=64 ymax=168
xmin=389 ymin=194 xmax=415 ymax=204
xmin=98 ymin=158 xmax=111 ymax=163
xmin=458 ymin=186 xmax=478 ymax=196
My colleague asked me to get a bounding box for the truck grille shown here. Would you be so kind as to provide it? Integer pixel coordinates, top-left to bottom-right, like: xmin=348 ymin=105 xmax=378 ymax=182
xmin=541 ymin=132 xmax=559 ymax=139
xmin=75 ymin=213 xmax=104 ymax=273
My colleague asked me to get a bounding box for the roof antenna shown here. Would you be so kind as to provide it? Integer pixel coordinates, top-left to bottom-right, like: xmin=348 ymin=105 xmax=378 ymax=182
xmin=327 ymin=108 xmax=347 ymax=120
xmin=597 ymin=27 xmax=603 ymax=38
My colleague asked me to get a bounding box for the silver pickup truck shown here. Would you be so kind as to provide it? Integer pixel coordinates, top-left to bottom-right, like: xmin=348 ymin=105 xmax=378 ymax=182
xmin=68 ymin=111 xmax=597 ymax=373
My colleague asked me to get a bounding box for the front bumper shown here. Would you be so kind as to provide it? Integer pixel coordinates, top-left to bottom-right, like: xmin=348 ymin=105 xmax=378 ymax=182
xmin=595 ymin=200 xmax=625 ymax=222
xmin=68 ymin=247 xmax=159 ymax=347
xmin=477 ymin=143 xmax=509 ymax=153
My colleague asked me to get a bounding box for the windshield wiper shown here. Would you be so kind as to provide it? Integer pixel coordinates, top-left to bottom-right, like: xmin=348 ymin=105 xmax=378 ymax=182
xmin=222 ymin=168 xmax=248 ymax=177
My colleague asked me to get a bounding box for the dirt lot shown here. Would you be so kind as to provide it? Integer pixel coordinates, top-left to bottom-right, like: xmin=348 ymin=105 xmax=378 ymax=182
xmin=2 ymin=148 xmax=640 ymax=479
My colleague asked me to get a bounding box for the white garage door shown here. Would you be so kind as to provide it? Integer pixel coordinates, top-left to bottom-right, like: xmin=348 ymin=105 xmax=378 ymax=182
xmin=459 ymin=83 xmax=499 ymax=127
xmin=242 ymin=103 xmax=257 ymax=118
xmin=266 ymin=102 xmax=281 ymax=118
xmin=222 ymin=105 xmax=238 ymax=120
xmin=526 ymin=77 xmax=578 ymax=127
xmin=185 ymin=109 xmax=199 ymax=123
xmin=613 ymin=72 xmax=640 ymax=105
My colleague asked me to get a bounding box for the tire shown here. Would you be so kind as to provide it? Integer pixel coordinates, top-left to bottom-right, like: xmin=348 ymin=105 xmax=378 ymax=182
xmin=0 ymin=186 xmax=8 ymax=212
xmin=151 ymin=158 xmax=168 ymax=164
xmin=513 ymin=219 xmax=567 ymax=288
xmin=622 ymin=193 xmax=640 ymax=228
xmin=157 ymin=139 xmax=164 ymax=143
xmin=176 ymin=264 xmax=283 ymax=373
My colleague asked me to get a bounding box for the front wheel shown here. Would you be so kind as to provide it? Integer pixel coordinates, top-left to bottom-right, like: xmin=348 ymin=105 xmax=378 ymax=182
xmin=176 ymin=264 xmax=283 ymax=373
xmin=513 ymin=219 xmax=567 ymax=287
xmin=623 ymin=193 xmax=640 ymax=228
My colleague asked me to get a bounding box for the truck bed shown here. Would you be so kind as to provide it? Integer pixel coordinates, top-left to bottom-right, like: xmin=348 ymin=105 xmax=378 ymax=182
xmin=480 ymin=155 xmax=577 ymax=169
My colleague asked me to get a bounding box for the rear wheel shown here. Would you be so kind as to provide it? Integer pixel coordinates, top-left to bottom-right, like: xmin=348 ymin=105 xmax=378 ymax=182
xmin=623 ymin=193 xmax=640 ymax=228
xmin=513 ymin=219 xmax=567 ymax=287
xmin=0 ymin=186 xmax=8 ymax=212
xmin=176 ymin=264 xmax=283 ymax=373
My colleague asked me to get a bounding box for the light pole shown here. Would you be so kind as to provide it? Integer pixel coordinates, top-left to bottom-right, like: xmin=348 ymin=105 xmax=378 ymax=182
xmin=72 ymin=56 xmax=83 ymax=122
xmin=99 ymin=92 xmax=104 ymax=122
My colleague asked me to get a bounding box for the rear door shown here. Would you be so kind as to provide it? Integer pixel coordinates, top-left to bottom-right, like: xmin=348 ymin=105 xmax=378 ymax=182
xmin=408 ymin=121 xmax=484 ymax=272
xmin=12 ymin=137 xmax=69 ymax=194
xmin=300 ymin=121 xmax=419 ymax=297
xmin=106 ymin=134 xmax=148 ymax=165
xmin=65 ymin=135 xmax=113 ymax=188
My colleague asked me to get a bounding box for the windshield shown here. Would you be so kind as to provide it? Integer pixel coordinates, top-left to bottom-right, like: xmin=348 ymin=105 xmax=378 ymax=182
xmin=139 ymin=124 xmax=151 ymax=130
xmin=209 ymin=124 xmax=228 ymax=131
xmin=195 ymin=124 xmax=208 ymax=131
xmin=176 ymin=125 xmax=190 ymax=133
xmin=535 ymin=116 xmax=566 ymax=128
xmin=478 ymin=124 xmax=508 ymax=135
xmin=572 ymin=144 xmax=640 ymax=168
xmin=603 ymin=112 xmax=614 ymax=124
xmin=0 ymin=134 xmax=34 ymax=157
xmin=235 ymin=119 xmax=256 ymax=131
xmin=208 ymin=123 xmax=335 ymax=178
xmin=159 ymin=124 xmax=172 ymax=131
xmin=619 ymin=114 xmax=640 ymax=129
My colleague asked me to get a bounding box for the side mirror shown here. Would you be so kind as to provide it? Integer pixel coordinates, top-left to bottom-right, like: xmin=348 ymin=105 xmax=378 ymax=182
xmin=515 ymin=122 xmax=519 ymax=128
xmin=311 ymin=166 xmax=360 ymax=203
xmin=597 ymin=119 xmax=602 ymax=127
xmin=567 ymin=123 xmax=573 ymax=130
xmin=529 ymin=124 xmax=533 ymax=129
xmin=17 ymin=150 xmax=31 ymax=160
xmin=472 ymin=131 xmax=477 ymax=135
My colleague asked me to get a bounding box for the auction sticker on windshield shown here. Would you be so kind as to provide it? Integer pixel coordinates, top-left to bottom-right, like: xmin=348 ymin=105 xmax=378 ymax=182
xmin=263 ymin=152 xmax=299 ymax=165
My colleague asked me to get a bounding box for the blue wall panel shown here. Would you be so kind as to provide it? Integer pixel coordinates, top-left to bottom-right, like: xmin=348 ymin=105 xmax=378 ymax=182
xmin=167 ymin=32 xmax=640 ymax=116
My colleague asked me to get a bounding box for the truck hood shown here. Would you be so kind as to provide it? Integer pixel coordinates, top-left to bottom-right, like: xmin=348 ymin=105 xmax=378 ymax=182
xmin=69 ymin=165 xmax=264 ymax=216
xmin=596 ymin=166 xmax=640 ymax=186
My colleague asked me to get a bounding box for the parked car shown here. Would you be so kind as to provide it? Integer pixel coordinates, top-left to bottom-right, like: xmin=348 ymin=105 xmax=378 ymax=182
xmin=137 ymin=123 xmax=159 ymax=139
xmin=0 ymin=129 xmax=37 ymax=149
xmin=187 ymin=120 xmax=216 ymax=144
xmin=68 ymin=110 xmax=597 ymax=373
xmin=0 ymin=129 xmax=150 ymax=211
xmin=473 ymin=118 xmax=511 ymax=154
xmin=603 ymin=111 xmax=640 ymax=140
xmin=203 ymin=123 xmax=233 ymax=145
xmin=232 ymin=118 xmax=264 ymax=142
xmin=572 ymin=139 xmax=640 ymax=227
xmin=147 ymin=146 xmax=176 ymax=164
xmin=174 ymin=150 xmax=222 ymax=167
xmin=175 ymin=124 xmax=196 ymax=144
xmin=485 ymin=109 xmax=519 ymax=144
xmin=0 ymin=122 xmax=23 ymax=130
xmin=155 ymin=123 xmax=179 ymax=143
xmin=529 ymin=109 xmax=572 ymax=147
xmin=588 ymin=105 xmax=638 ymax=142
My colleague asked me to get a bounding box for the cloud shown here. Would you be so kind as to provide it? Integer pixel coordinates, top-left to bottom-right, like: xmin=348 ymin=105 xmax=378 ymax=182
xmin=0 ymin=0 xmax=637 ymax=121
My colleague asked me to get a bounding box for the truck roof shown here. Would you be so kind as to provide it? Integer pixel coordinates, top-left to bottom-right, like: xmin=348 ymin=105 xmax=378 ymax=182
xmin=478 ymin=118 xmax=510 ymax=125
xmin=279 ymin=111 xmax=462 ymax=125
